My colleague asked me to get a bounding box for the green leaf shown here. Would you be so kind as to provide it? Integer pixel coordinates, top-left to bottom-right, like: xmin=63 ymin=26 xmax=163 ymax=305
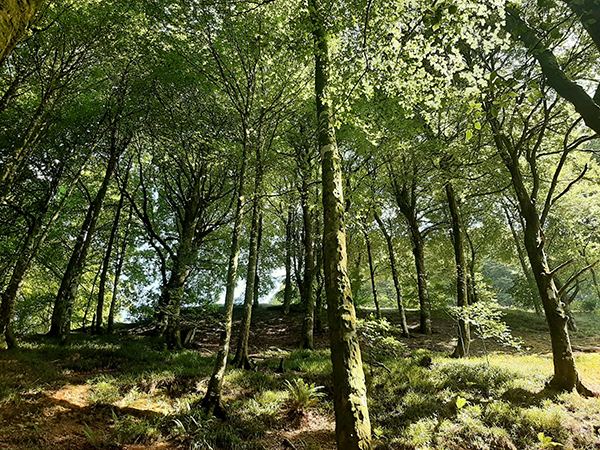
xmin=474 ymin=122 xmax=481 ymax=130
xmin=466 ymin=129 xmax=473 ymax=141
xmin=456 ymin=396 xmax=467 ymax=409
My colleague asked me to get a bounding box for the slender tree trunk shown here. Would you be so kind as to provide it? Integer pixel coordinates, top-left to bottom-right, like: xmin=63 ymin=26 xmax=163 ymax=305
xmin=283 ymin=209 xmax=293 ymax=314
xmin=374 ymin=211 xmax=409 ymax=337
xmin=314 ymin=226 xmax=324 ymax=334
xmin=253 ymin=213 xmax=263 ymax=308
xmin=49 ymin=149 xmax=120 ymax=342
xmin=363 ymin=229 xmax=381 ymax=319
xmin=0 ymin=161 xmax=85 ymax=343
xmin=445 ymin=182 xmax=470 ymax=358
xmin=310 ymin=0 xmax=372 ymax=446
xmin=95 ymin=189 xmax=126 ymax=334
xmin=233 ymin=160 xmax=262 ymax=369
xmin=202 ymin=148 xmax=247 ymax=415
xmin=82 ymin=263 xmax=102 ymax=332
xmin=300 ymin=177 xmax=315 ymax=349
xmin=410 ymin=221 xmax=431 ymax=334
xmin=0 ymin=213 xmax=43 ymax=345
xmin=465 ymin=231 xmax=479 ymax=305
xmin=107 ymin=205 xmax=132 ymax=333
xmin=392 ymin=181 xmax=432 ymax=335
xmin=504 ymin=205 xmax=543 ymax=315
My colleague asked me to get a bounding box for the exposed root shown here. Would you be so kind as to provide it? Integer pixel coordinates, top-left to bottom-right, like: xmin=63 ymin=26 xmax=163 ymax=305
xmin=576 ymin=379 xmax=599 ymax=398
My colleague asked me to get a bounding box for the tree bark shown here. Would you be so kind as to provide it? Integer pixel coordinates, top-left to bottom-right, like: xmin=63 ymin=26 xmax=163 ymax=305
xmin=392 ymin=181 xmax=432 ymax=334
xmin=49 ymin=148 xmax=120 ymax=342
xmin=374 ymin=211 xmax=409 ymax=337
xmin=283 ymin=208 xmax=293 ymax=314
xmin=201 ymin=147 xmax=247 ymax=415
xmin=300 ymin=176 xmax=315 ymax=349
xmin=107 ymin=205 xmax=132 ymax=334
xmin=489 ymin=117 xmax=591 ymax=394
xmin=95 ymin=187 xmax=126 ymax=334
xmin=363 ymin=228 xmax=381 ymax=319
xmin=504 ymin=205 xmax=543 ymax=315
xmin=233 ymin=160 xmax=262 ymax=369
xmin=309 ymin=0 xmax=372 ymax=446
xmin=0 ymin=0 xmax=45 ymax=67
xmin=253 ymin=213 xmax=263 ymax=308
xmin=445 ymin=182 xmax=470 ymax=358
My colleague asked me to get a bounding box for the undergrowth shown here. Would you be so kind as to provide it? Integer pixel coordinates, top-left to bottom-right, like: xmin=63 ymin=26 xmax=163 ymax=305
xmin=1 ymin=308 xmax=599 ymax=450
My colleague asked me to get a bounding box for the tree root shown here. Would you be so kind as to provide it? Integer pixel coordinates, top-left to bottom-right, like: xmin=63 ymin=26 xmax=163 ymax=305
xmin=576 ymin=379 xmax=599 ymax=398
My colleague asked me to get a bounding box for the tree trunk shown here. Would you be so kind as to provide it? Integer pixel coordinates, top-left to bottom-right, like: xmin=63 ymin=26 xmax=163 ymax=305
xmin=201 ymin=147 xmax=248 ymax=415
xmin=315 ymin=229 xmax=325 ymax=334
xmin=0 ymin=0 xmax=45 ymax=67
xmin=283 ymin=208 xmax=293 ymax=314
xmin=310 ymin=0 xmax=372 ymax=446
xmin=374 ymin=211 xmax=409 ymax=337
xmin=107 ymin=205 xmax=132 ymax=334
xmin=253 ymin=213 xmax=263 ymax=308
xmin=0 ymin=212 xmax=44 ymax=344
xmin=95 ymin=188 xmax=126 ymax=334
xmin=445 ymin=182 xmax=470 ymax=358
xmin=300 ymin=177 xmax=315 ymax=349
xmin=233 ymin=161 xmax=262 ymax=370
xmin=49 ymin=149 xmax=120 ymax=342
xmin=363 ymin=229 xmax=381 ymax=319
xmin=392 ymin=180 xmax=432 ymax=335
xmin=490 ymin=123 xmax=590 ymax=394
xmin=504 ymin=205 xmax=543 ymax=315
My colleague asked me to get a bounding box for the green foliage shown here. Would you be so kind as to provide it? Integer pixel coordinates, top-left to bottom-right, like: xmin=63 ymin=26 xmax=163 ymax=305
xmin=113 ymin=411 xmax=160 ymax=445
xmin=448 ymin=301 xmax=523 ymax=350
xmin=358 ymin=315 xmax=408 ymax=358
xmin=284 ymin=378 xmax=324 ymax=411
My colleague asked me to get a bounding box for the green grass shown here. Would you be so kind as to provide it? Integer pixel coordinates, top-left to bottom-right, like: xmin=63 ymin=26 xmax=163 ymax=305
xmin=2 ymin=308 xmax=600 ymax=450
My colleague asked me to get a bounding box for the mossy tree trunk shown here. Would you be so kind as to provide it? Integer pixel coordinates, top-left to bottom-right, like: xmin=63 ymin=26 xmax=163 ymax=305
xmin=202 ymin=148 xmax=247 ymax=415
xmin=309 ymin=0 xmax=372 ymax=447
xmin=0 ymin=0 xmax=44 ymax=67
xmin=489 ymin=116 xmax=592 ymax=395
xmin=233 ymin=157 xmax=263 ymax=369
xmin=49 ymin=145 xmax=122 ymax=343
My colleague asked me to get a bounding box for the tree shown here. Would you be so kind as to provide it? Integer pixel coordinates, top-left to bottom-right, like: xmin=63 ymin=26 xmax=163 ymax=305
xmin=482 ymin=51 xmax=597 ymax=393
xmin=309 ymin=0 xmax=372 ymax=447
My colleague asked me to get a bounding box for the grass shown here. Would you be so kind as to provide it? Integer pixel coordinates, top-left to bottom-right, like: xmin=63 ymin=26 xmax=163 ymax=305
xmin=1 ymin=307 xmax=600 ymax=449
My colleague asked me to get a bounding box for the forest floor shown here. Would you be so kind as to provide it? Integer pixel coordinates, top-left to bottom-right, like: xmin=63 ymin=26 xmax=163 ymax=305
xmin=1 ymin=306 xmax=600 ymax=450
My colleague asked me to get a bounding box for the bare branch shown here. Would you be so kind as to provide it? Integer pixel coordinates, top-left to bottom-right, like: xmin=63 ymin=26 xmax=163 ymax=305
xmin=548 ymin=258 xmax=575 ymax=277
xmin=558 ymin=260 xmax=600 ymax=298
